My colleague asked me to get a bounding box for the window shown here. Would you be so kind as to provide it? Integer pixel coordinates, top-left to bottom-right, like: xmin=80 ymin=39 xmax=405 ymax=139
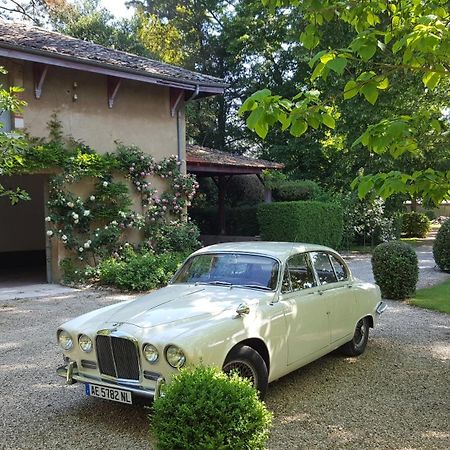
xmin=329 ymin=254 xmax=348 ymax=281
xmin=282 ymin=253 xmax=316 ymax=293
xmin=172 ymin=253 xmax=280 ymax=290
xmin=310 ymin=252 xmax=337 ymax=285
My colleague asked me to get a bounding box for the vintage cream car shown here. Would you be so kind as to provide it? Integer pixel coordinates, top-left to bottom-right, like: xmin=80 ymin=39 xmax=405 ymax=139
xmin=57 ymin=242 xmax=386 ymax=403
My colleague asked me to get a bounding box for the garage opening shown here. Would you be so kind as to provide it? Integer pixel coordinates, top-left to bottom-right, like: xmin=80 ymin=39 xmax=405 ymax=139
xmin=0 ymin=175 xmax=48 ymax=287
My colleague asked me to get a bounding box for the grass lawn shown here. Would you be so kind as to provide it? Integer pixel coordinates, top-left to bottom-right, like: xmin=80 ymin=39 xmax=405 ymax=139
xmin=411 ymin=278 xmax=450 ymax=314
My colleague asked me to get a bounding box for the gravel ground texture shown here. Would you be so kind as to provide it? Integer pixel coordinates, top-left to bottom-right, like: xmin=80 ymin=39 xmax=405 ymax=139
xmin=0 ymin=246 xmax=449 ymax=450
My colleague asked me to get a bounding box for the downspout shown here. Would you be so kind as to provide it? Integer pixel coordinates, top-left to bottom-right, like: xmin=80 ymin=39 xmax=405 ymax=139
xmin=176 ymin=84 xmax=200 ymax=174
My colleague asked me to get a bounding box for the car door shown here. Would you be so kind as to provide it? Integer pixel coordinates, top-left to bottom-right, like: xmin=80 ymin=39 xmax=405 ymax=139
xmin=282 ymin=252 xmax=330 ymax=365
xmin=310 ymin=251 xmax=356 ymax=344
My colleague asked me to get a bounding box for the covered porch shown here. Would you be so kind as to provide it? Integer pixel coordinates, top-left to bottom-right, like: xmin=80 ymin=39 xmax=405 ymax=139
xmin=186 ymin=145 xmax=283 ymax=239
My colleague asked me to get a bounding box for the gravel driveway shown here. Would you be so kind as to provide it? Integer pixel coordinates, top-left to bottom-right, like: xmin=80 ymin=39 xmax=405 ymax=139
xmin=1 ymin=249 xmax=449 ymax=449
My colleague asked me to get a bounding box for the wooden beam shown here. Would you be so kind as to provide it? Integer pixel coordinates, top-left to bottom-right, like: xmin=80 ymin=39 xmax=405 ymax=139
xmin=107 ymin=76 xmax=122 ymax=108
xmin=170 ymin=87 xmax=184 ymax=117
xmin=33 ymin=63 xmax=48 ymax=99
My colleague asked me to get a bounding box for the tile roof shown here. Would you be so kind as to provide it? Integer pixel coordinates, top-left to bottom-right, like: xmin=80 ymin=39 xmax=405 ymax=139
xmin=186 ymin=144 xmax=284 ymax=171
xmin=0 ymin=20 xmax=227 ymax=93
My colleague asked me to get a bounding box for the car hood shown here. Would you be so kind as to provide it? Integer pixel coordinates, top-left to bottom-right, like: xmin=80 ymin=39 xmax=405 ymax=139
xmin=97 ymin=284 xmax=274 ymax=329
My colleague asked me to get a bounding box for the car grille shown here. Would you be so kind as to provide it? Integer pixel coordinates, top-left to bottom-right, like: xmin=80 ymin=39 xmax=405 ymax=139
xmin=96 ymin=335 xmax=140 ymax=381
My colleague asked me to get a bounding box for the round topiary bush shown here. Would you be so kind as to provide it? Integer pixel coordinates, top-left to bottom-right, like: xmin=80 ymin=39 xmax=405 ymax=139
xmin=151 ymin=366 xmax=272 ymax=450
xmin=433 ymin=219 xmax=450 ymax=272
xmin=401 ymin=212 xmax=431 ymax=238
xmin=372 ymin=241 xmax=418 ymax=299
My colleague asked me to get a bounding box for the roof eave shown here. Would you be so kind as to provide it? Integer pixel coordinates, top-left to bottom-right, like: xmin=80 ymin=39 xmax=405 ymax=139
xmin=0 ymin=42 xmax=227 ymax=95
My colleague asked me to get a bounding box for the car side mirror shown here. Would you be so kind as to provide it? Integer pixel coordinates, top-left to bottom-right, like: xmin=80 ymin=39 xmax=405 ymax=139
xmin=234 ymin=303 xmax=250 ymax=319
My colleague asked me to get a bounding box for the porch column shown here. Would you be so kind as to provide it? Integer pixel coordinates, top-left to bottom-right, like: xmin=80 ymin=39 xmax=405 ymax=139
xmin=218 ymin=175 xmax=226 ymax=235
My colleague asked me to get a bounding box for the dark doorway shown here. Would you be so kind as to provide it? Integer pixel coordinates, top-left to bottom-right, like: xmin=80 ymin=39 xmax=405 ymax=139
xmin=0 ymin=175 xmax=47 ymax=287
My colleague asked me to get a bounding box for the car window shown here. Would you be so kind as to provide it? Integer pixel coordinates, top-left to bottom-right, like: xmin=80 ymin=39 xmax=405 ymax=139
xmin=310 ymin=252 xmax=338 ymax=285
xmin=172 ymin=253 xmax=280 ymax=290
xmin=282 ymin=253 xmax=316 ymax=293
xmin=329 ymin=254 xmax=348 ymax=281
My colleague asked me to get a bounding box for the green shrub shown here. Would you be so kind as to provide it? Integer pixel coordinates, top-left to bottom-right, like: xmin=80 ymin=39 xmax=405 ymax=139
xmin=372 ymin=241 xmax=418 ymax=299
xmin=401 ymin=212 xmax=431 ymax=238
xmin=433 ymin=219 xmax=450 ymax=272
xmin=98 ymin=249 xmax=186 ymax=291
xmin=190 ymin=206 xmax=260 ymax=236
xmin=152 ymin=366 xmax=272 ymax=450
xmin=339 ymin=194 xmax=399 ymax=248
xmin=424 ymin=210 xmax=436 ymax=221
xmin=145 ymin=220 xmax=200 ymax=253
xmin=227 ymin=205 xmax=259 ymax=235
xmin=272 ymin=179 xmax=321 ymax=202
xmin=258 ymin=201 xmax=343 ymax=248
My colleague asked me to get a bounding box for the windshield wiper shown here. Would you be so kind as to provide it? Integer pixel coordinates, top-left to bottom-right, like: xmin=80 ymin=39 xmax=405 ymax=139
xmin=201 ymin=281 xmax=232 ymax=286
xmin=235 ymin=284 xmax=272 ymax=291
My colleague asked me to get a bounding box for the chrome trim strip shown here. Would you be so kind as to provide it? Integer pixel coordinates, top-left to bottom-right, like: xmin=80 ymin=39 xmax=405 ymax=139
xmin=96 ymin=329 xmax=142 ymax=383
xmin=376 ymin=301 xmax=387 ymax=315
xmin=57 ymin=364 xmax=161 ymax=399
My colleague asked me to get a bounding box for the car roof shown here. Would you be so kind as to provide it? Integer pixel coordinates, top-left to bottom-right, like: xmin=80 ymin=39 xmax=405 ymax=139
xmin=192 ymin=241 xmax=337 ymax=261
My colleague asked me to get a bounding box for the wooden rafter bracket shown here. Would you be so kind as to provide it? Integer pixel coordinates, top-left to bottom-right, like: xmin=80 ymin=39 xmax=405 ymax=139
xmin=33 ymin=63 xmax=48 ymax=99
xmin=170 ymin=87 xmax=184 ymax=117
xmin=107 ymin=76 xmax=122 ymax=108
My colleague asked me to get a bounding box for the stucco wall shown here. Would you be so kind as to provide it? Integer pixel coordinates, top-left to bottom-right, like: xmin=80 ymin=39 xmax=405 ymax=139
xmin=1 ymin=58 xmax=185 ymax=160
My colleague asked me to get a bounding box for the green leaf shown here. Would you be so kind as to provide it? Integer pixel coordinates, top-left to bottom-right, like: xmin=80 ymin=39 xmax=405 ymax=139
xmin=246 ymin=108 xmax=266 ymax=134
xmin=357 ymin=177 xmax=374 ymax=199
xmin=310 ymin=62 xmax=325 ymax=81
xmin=343 ymin=80 xmax=359 ymax=99
xmin=422 ymin=72 xmax=441 ymax=90
xmin=392 ymin=38 xmax=404 ymax=54
xmin=327 ymin=57 xmax=347 ymax=75
xmin=290 ymin=119 xmax=308 ymax=137
xmin=361 ymin=83 xmax=379 ymax=104
xmin=358 ymin=44 xmax=377 ymax=61
xmin=322 ymin=113 xmax=335 ymax=129
xmin=320 ymin=52 xmax=335 ymax=64
xmin=430 ymin=119 xmax=441 ymax=133
xmin=377 ymin=77 xmax=389 ymax=90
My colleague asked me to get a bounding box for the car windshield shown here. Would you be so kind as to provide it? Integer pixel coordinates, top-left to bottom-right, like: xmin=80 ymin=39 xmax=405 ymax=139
xmin=172 ymin=253 xmax=280 ymax=291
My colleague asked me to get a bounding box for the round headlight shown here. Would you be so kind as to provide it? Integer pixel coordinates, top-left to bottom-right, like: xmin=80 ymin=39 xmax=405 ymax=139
xmin=143 ymin=344 xmax=159 ymax=364
xmin=58 ymin=330 xmax=73 ymax=351
xmin=166 ymin=345 xmax=186 ymax=368
xmin=78 ymin=334 xmax=93 ymax=353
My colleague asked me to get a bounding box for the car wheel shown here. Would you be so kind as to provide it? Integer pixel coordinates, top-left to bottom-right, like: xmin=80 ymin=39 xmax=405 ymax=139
xmin=341 ymin=317 xmax=369 ymax=356
xmin=223 ymin=345 xmax=269 ymax=399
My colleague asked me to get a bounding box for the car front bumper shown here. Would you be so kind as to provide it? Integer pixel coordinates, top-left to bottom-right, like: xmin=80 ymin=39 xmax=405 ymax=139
xmin=57 ymin=361 xmax=165 ymax=400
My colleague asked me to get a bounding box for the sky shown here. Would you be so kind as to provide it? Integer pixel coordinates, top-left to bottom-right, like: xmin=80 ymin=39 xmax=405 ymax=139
xmin=100 ymin=0 xmax=134 ymax=19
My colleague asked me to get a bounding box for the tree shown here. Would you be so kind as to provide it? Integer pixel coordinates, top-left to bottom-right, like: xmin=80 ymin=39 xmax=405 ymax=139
xmin=239 ymin=0 xmax=450 ymax=204
xmin=47 ymin=0 xmax=150 ymax=56
xmin=0 ymin=66 xmax=30 ymax=204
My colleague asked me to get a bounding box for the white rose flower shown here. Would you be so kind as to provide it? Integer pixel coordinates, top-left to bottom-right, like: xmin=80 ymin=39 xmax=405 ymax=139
xmin=62 ymin=235 xmax=67 ymax=241
xmin=67 ymin=202 xmax=74 ymax=208
xmin=46 ymin=230 xmax=53 ymax=236
xmin=79 ymin=247 xmax=84 ymax=252
xmin=103 ymin=181 xmax=108 ymax=187
xmin=84 ymin=210 xmax=90 ymax=216
xmin=90 ymin=195 xmax=95 ymax=201
xmin=45 ymin=216 xmax=51 ymax=222
xmin=83 ymin=242 xmax=90 ymax=249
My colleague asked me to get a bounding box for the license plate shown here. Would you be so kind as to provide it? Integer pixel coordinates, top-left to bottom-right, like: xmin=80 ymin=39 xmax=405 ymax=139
xmin=85 ymin=383 xmax=132 ymax=404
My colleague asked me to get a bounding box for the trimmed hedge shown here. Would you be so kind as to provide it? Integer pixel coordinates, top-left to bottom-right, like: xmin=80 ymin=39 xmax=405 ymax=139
xmin=257 ymin=201 xmax=343 ymax=248
xmin=152 ymin=366 xmax=272 ymax=450
xmin=401 ymin=212 xmax=431 ymax=238
xmin=433 ymin=218 xmax=450 ymax=272
xmin=372 ymin=241 xmax=418 ymax=299
xmin=272 ymin=180 xmax=321 ymax=202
